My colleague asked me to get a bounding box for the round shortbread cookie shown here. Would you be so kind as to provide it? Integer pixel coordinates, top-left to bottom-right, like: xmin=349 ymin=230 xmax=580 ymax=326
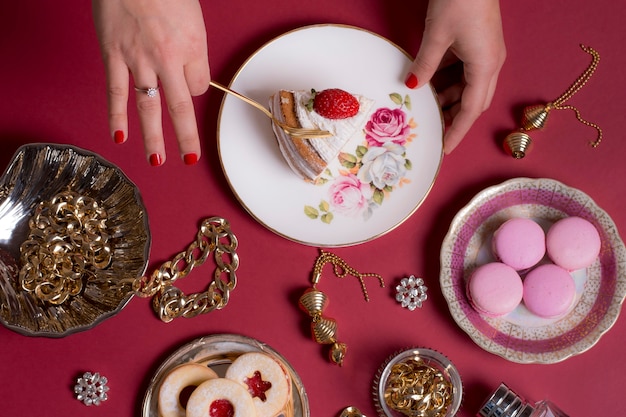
xmin=186 ymin=378 xmax=258 ymax=417
xmin=158 ymin=363 xmax=218 ymax=417
xmin=225 ymin=352 xmax=291 ymax=417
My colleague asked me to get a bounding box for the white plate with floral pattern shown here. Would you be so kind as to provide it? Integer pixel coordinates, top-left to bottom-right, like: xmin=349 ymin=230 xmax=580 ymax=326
xmin=440 ymin=178 xmax=626 ymax=363
xmin=217 ymin=24 xmax=443 ymax=247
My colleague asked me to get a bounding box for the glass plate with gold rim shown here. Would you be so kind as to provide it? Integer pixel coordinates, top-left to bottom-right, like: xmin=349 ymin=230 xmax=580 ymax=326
xmin=142 ymin=333 xmax=310 ymax=417
xmin=440 ymin=177 xmax=626 ymax=363
xmin=217 ymin=24 xmax=443 ymax=247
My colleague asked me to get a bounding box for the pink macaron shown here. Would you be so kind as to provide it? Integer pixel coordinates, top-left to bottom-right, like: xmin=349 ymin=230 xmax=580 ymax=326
xmin=546 ymin=216 xmax=601 ymax=271
xmin=523 ymin=264 xmax=576 ymax=319
xmin=466 ymin=262 xmax=523 ymax=317
xmin=492 ymin=218 xmax=546 ymax=271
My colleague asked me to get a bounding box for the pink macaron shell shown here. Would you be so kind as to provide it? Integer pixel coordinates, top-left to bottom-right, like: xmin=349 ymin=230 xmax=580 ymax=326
xmin=523 ymin=264 xmax=576 ymax=319
xmin=492 ymin=218 xmax=546 ymax=271
xmin=467 ymin=262 xmax=523 ymax=317
xmin=546 ymin=216 xmax=601 ymax=271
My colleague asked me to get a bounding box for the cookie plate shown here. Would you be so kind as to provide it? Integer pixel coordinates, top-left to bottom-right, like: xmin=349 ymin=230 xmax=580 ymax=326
xmin=142 ymin=333 xmax=309 ymax=417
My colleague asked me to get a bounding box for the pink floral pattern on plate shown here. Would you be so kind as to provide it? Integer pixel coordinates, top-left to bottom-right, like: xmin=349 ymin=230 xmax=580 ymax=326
xmin=304 ymin=93 xmax=416 ymax=223
xmin=440 ymin=178 xmax=626 ymax=363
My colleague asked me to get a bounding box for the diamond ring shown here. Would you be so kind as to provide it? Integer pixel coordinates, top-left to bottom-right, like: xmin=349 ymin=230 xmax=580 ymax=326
xmin=134 ymin=86 xmax=159 ymax=98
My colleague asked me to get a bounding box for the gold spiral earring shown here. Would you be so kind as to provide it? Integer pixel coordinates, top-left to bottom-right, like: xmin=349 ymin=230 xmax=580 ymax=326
xmin=503 ymin=44 xmax=602 ymax=159
xmin=298 ymin=249 xmax=384 ymax=366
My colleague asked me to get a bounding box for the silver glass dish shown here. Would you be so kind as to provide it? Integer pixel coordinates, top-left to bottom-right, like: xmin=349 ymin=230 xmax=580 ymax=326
xmin=373 ymin=348 xmax=463 ymax=417
xmin=142 ymin=333 xmax=310 ymax=417
xmin=0 ymin=143 xmax=150 ymax=337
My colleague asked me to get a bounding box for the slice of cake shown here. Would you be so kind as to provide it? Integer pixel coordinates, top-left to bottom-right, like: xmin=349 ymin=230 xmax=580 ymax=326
xmin=269 ymin=88 xmax=374 ymax=182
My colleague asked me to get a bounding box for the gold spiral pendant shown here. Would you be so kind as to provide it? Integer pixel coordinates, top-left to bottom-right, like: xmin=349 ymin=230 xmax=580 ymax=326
xmin=297 ymin=249 xmax=385 ymax=366
xmin=520 ymin=103 xmax=552 ymax=131
xmin=504 ymin=104 xmax=551 ymax=158
xmin=503 ymin=131 xmax=533 ymax=159
xmin=298 ymin=288 xmax=329 ymax=316
xmin=311 ymin=316 xmax=338 ymax=345
xmin=503 ymin=44 xmax=601 ymax=159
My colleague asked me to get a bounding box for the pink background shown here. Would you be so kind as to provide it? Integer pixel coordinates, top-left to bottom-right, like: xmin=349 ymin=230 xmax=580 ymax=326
xmin=1 ymin=0 xmax=625 ymax=415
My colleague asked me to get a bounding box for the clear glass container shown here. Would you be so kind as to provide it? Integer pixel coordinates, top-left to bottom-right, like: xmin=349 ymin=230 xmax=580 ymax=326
xmin=373 ymin=348 xmax=463 ymax=417
xmin=478 ymin=383 xmax=569 ymax=417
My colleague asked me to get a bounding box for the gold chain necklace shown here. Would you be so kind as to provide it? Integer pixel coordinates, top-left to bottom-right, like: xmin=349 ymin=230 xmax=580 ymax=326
xmin=504 ymin=44 xmax=602 ymax=158
xmin=299 ymin=249 xmax=385 ymax=366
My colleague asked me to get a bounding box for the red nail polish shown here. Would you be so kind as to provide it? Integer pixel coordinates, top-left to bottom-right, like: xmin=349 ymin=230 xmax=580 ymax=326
xmin=183 ymin=153 xmax=198 ymax=165
xmin=149 ymin=153 xmax=163 ymax=167
xmin=113 ymin=130 xmax=125 ymax=144
xmin=405 ymin=73 xmax=418 ymax=89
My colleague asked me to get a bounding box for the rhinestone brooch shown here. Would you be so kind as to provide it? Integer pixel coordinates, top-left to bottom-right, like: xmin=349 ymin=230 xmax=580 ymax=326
xmin=74 ymin=372 xmax=109 ymax=406
xmin=396 ymin=275 xmax=428 ymax=310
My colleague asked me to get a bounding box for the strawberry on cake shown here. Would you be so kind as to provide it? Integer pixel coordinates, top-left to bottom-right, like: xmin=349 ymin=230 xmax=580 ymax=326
xmin=269 ymin=88 xmax=374 ymax=182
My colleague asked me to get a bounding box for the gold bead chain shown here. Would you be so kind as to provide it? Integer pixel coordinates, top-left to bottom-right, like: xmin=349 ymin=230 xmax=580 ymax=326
xmin=311 ymin=249 xmax=385 ymax=301
xmin=504 ymin=44 xmax=603 ymax=158
xmin=551 ymin=44 xmax=602 ymax=147
xmin=552 ymin=45 xmax=600 ymax=107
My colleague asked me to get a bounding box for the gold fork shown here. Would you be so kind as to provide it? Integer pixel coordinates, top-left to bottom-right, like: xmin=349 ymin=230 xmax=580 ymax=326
xmin=209 ymin=81 xmax=332 ymax=139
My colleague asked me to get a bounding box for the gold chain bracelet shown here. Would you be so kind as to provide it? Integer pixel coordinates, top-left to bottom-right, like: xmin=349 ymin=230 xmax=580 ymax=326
xmin=132 ymin=217 xmax=239 ymax=323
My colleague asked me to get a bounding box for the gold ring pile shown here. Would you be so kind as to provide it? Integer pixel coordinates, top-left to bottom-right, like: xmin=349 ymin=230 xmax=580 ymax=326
xmin=18 ymin=190 xmax=111 ymax=305
xmin=384 ymin=358 xmax=453 ymax=417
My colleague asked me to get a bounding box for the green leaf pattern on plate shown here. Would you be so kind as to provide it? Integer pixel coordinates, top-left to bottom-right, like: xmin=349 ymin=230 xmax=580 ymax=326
xmin=306 ymin=93 xmax=417 ymax=223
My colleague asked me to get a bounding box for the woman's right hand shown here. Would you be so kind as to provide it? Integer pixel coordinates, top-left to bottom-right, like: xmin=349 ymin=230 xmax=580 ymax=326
xmin=92 ymin=0 xmax=210 ymax=166
xmin=405 ymin=0 xmax=506 ymax=154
